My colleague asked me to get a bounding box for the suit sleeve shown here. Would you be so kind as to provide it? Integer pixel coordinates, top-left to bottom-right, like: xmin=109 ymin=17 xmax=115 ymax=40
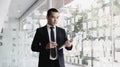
xmin=31 ymin=28 xmax=41 ymax=52
xmin=63 ymin=29 xmax=73 ymax=50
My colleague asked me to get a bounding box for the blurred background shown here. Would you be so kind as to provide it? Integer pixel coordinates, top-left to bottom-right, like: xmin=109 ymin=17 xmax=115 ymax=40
xmin=0 ymin=0 xmax=120 ymax=67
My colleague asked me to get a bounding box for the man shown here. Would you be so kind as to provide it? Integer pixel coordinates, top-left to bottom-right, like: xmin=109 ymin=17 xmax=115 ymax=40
xmin=31 ymin=8 xmax=72 ymax=67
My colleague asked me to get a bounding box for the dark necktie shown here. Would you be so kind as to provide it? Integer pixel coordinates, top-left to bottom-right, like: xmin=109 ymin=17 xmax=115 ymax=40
xmin=50 ymin=27 xmax=57 ymax=59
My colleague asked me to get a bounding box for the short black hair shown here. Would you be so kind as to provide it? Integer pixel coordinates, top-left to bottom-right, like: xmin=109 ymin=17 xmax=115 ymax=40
xmin=47 ymin=8 xmax=59 ymax=16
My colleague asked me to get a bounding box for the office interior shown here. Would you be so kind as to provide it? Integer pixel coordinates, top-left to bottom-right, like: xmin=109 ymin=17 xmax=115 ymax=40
xmin=0 ymin=0 xmax=120 ymax=67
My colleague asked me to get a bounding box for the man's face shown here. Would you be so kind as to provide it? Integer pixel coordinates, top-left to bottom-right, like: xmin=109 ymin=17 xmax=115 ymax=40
xmin=47 ymin=12 xmax=59 ymax=26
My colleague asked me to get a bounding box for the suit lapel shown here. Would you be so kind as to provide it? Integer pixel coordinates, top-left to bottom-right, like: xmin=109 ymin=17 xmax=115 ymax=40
xmin=44 ymin=25 xmax=49 ymax=42
xmin=56 ymin=27 xmax=61 ymax=48
xmin=56 ymin=27 xmax=58 ymax=42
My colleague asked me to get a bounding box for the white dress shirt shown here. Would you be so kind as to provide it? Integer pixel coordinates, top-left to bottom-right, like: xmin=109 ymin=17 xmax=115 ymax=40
xmin=47 ymin=24 xmax=58 ymax=60
xmin=47 ymin=24 xmax=57 ymax=42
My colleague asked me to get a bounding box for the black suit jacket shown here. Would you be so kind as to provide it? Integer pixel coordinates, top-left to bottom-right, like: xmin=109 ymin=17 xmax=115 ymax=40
xmin=31 ymin=25 xmax=72 ymax=67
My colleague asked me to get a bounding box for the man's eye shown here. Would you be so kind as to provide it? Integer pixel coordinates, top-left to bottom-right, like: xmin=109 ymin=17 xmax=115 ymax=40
xmin=52 ymin=16 xmax=54 ymax=18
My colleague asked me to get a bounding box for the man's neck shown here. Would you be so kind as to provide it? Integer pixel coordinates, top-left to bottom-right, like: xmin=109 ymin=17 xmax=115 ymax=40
xmin=47 ymin=24 xmax=56 ymax=27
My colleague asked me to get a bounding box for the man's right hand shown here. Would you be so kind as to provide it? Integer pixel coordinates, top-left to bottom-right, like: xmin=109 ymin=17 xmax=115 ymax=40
xmin=46 ymin=42 xmax=57 ymax=49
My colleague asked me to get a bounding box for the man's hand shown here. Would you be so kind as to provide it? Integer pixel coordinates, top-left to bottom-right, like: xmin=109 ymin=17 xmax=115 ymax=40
xmin=64 ymin=40 xmax=72 ymax=47
xmin=46 ymin=42 xmax=57 ymax=49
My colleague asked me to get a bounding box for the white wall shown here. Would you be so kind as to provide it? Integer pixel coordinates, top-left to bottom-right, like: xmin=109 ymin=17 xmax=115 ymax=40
xmin=0 ymin=0 xmax=11 ymax=32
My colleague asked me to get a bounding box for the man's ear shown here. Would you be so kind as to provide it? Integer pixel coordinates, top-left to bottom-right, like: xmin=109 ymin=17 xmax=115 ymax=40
xmin=46 ymin=16 xmax=49 ymax=19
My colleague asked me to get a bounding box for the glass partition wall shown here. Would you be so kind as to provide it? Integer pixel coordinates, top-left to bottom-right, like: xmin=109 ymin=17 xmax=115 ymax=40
xmin=20 ymin=0 xmax=120 ymax=67
xmin=60 ymin=0 xmax=120 ymax=67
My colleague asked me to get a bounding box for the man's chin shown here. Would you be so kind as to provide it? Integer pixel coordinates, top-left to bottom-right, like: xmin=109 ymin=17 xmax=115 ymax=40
xmin=51 ymin=24 xmax=56 ymax=26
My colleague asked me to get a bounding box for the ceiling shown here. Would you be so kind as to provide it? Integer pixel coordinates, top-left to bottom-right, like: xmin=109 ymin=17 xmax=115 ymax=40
xmin=8 ymin=0 xmax=73 ymax=21
xmin=8 ymin=0 xmax=38 ymax=19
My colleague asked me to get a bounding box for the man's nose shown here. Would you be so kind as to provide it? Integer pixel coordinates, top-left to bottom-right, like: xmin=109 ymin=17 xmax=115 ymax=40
xmin=54 ymin=19 xmax=57 ymax=22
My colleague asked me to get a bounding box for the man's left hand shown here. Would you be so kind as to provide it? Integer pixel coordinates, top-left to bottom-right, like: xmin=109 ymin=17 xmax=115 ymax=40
xmin=64 ymin=40 xmax=72 ymax=47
